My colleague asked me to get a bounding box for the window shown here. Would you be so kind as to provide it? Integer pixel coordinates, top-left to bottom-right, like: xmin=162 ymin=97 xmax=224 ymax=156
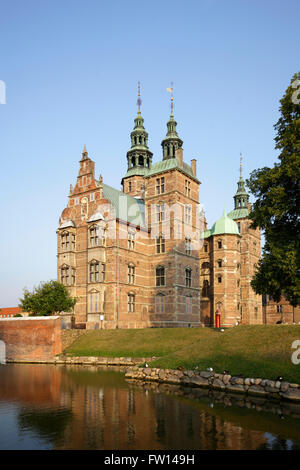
xmin=156 ymin=203 xmax=165 ymax=222
xmin=90 ymin=193 xmax=94 ymax=202
xmin=202 ymin=280 xmax=209 ymax=297
xmin=129 ymin=181 xmax=132 ymax=192
xmin=218 ymin=275 xmax=222 ymax=283
xmin=72 ymin=268 xmax=75 ymax=285
xmin=71 ymin=234 xmax=75 ymax=250
xmin=277 ymin=305 xmax=283 ymax=313
xmin=61 ymin=232 xmax=70 ymax=251
xmin=155 ymin=294 xmax=164 ymax=314
xmin=128 ymin=265 xmax=135 ymax=284
xmin=185 ymin=180 xmax=191 ymax=197
xmin=90 ymin=261 xmax=99 ymax=283
xmin=89 ymin=291 xmax=99 ymax=313
xmin=237 ymin=279 xmax=240 ymax=287
xmin=90 ymin=225 xmax=105 ymax=247
xmin=204 ymin=244 xmax=208 ymax=253
xmin=61 ymin=265 xmax=70 ymax=285
xmin=156 ymin=266 xmax=165 ymax=287
xmin=156 ymin=235 xmax=165 ymax=254
xmin=217 ymin=240 xmax=222 ymax=249
xmin=237 ymin=222 xmax=241 ymax=233
xmin=90 ymin=262 xmax=105 ymax=283
xmin=128 ymin=231 xmax=135 ymax=250
xmin=75 ymin=198 xmax=79 ymax=205
xmin=254 ymin=306 xmax=258 ymax=319
xmin=184 ymin=205 xmax=192 ymax=224
xmin=185 ymin=237 xmax=191 ymax=255
xmin=90 ymin=226 xmax=99 ymax=247
xmin=186 ymin=295 xmax=192 ymax=313
xmin=156 ymin=177 xmax=165 ymax=195
xmin=128 ymin=294 xmax=135 ymax=312
xmin=217 ymin=259 xmax=222 ymax=268
xmin=138 ymin=155 xmax=144 ymax=166
xmin=185 ymin=268 xmax=192 ymax=287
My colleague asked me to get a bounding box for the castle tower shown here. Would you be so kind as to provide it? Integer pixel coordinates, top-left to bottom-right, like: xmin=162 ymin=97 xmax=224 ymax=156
xmin=122 ymin=82 xmax=153 ymax=198
xmin=161 ymin=86 xmax=183 ymax=160
xmin=227 ymin=155 xmax=262 ymax=324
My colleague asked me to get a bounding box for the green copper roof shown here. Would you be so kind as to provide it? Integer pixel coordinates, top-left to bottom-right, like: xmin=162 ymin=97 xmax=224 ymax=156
xmin=102 ymin=183 xmax=146 ymax=228
xmin=123 ymin=167 xmax=149 ymax=178
xmin=209 ymin=209 xmax=241 ymax=236
xmin=201 ymin=229 xmax=211 ymax=239
xmin=227 ymin=207 xmax=249 ymax=220
xmin=144 ymin=158 xmax=199 ymax=182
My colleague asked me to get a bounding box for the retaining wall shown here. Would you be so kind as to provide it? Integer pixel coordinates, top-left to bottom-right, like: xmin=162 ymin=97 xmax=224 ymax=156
xmin=0 ymin=316 xmax=62 ymax=361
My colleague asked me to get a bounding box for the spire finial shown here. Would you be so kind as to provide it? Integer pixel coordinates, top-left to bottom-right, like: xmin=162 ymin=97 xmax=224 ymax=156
xmin=167 ymin=82 xmax=174 ymax=116
xmin=137 ymin=81 xmax=142 ymax=114
xmin=240 ymin=152 xmax=243 ymax=179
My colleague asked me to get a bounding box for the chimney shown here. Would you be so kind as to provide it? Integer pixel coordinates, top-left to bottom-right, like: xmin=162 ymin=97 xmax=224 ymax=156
xmin=191 ymin=159 xmax=197 ymax=177
xmin=175 ymin=147 xmax=183 ymax=167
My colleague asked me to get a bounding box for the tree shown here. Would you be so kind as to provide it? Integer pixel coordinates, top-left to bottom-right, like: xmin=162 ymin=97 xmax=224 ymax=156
xmin=246 ymin=72 xmax=300 ymax=307
xmin=19 ymin=280 xmax=77 ymax=316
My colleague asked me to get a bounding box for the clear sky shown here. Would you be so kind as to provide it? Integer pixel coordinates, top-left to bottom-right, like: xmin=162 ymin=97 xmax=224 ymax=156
xmin=0 ymin=0 xmax=299 ymax=307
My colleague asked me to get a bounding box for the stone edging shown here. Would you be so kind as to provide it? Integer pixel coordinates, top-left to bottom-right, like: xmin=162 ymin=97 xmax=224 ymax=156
xmin=125 ymin=367 xmax=300 ymax=402
xmin=6 ymin=356 xmax=153 ymax=366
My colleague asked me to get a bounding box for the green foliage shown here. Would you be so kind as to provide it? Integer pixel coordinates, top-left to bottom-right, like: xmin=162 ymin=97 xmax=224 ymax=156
xmin=13 ymin=313 xmax=22 ymax=317
xmin=19 ymin=280 xmax=77 ymax=316
xmin=247 ymin=72 xmax=300 ymax=306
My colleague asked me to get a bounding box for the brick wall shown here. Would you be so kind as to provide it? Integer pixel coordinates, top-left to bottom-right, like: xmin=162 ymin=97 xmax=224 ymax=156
xmin=0 ymin=316 xmax=62 ymax=361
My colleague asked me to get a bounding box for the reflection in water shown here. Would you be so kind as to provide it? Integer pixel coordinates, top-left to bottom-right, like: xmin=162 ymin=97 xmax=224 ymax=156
xmin=0 ymin=364 xmax=300 ymax=450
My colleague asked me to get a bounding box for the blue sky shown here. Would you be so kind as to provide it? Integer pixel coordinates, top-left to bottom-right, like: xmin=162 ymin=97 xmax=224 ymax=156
xmin=0 ymin=0 xmax=299 ymax=306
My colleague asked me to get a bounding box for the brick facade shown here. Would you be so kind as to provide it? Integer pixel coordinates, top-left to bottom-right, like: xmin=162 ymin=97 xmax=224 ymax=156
xmin=0 ymin=317 xmax=62 ymax=361
xmin=57 ymin=110 xmax=264 ymax=330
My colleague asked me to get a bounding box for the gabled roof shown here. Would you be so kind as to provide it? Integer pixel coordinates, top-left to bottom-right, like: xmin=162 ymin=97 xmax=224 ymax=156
xmin=102 ymin=183 xmax=146 ymax=228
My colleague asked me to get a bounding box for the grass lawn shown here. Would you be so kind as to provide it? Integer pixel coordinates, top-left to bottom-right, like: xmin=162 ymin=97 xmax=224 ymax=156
xmin=63 ymin=325 xmax=300 ymax=383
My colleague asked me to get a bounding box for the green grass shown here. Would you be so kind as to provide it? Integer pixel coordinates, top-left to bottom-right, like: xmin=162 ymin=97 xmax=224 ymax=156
xmin=63 ymin=325 xmax=300 ymax=383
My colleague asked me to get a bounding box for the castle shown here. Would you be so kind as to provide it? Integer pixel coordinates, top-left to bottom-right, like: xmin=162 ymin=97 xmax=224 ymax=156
xmin=57 ymin=90 xmax=263 ymax=329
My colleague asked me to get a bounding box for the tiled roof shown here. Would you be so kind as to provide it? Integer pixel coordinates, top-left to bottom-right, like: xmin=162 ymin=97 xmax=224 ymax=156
xmin=0 ymin=307 xmax=23 ymax=316
xmin=102 ymin=183 xmax=146 ymax=228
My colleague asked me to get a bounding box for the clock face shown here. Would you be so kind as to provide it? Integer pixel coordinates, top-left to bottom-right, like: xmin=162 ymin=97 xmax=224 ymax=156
xmin=81 ymin=197 xmax=88 ymax=204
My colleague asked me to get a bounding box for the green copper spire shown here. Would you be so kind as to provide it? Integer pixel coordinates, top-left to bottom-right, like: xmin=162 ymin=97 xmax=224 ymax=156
xmin=234 ymin=153 xmax=249 ymax=210
xmin=161 ymin=84 xmax=183 ymax=160
xmin=126 ymin=82 xmax=153 ymax=172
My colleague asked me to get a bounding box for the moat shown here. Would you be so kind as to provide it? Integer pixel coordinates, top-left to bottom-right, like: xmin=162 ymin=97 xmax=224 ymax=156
xmin=1 ymin=364 xmax=300 ymax=450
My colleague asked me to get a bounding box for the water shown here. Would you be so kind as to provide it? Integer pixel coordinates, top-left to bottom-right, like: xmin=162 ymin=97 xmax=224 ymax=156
xmin=0 ymin=363 xmax=300 ymax=450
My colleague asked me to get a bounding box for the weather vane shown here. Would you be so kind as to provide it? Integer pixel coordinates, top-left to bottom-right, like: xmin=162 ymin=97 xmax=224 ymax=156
xmin=137 ymin=81 xmax=142 ymax=113
xmin=166 ymin=82 xmax=174 ymax=115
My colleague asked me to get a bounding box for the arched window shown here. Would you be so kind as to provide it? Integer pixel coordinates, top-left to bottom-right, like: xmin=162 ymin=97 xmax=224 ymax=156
xmin=217 ymin=275 xmax=222 ymax=284
xmin=156 ymin=266 xmax=165 ymax=287
xmin=155 ymin=293 xmax=165 ymax=314
xmin=185 ymin=268 xmax=192 ymax=287
xmin=138 ymin=155 xmax=144 ymax=166
xmin=237 ymin=222 xmax=241 ymax=233
xmin=217 ymin=259 xmax=222 ymax=268
xmin=131 ymin=156 xmax=136 ymax=167
xmin=217 ymin=239 xmax=222 ymax=249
